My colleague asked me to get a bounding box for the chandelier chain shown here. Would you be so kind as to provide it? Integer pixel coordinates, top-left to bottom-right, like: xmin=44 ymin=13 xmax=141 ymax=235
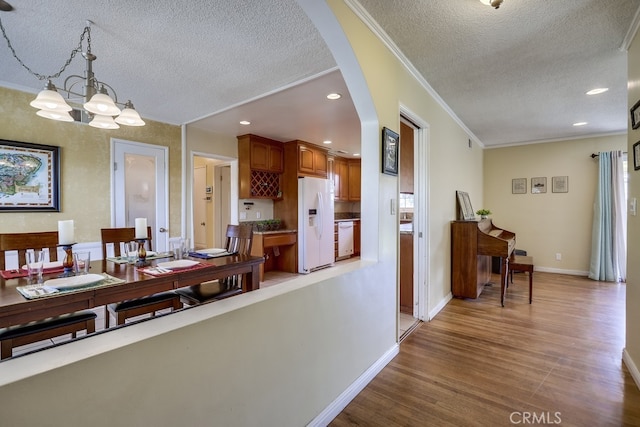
xmin=0 ymin=18 xmax=91 ymax=81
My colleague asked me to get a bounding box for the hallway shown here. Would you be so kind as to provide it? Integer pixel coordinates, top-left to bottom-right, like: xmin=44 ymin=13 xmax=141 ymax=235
xmin=331 ymin=272 xmax=640 ymax=426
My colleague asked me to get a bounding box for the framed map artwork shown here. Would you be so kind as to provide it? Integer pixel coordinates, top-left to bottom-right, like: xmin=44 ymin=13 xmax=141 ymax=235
xmin=0 ymin=139 xmax=60 ymax=211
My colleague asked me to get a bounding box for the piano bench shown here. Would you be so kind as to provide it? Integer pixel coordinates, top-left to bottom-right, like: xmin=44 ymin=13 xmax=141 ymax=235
xmin=509 ymin=255 xmax=534 ymax=303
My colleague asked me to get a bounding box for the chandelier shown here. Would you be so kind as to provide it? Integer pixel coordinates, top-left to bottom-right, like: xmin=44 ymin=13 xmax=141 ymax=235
xmin=0 ymin=19 xmax=144 ymax=129
xmin=480 ymin=0 xmax=504 ymax=8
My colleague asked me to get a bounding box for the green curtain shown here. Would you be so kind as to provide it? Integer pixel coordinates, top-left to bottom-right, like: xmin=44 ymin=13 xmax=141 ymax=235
xmin=588 ymin=151 xmax=626 ymax=282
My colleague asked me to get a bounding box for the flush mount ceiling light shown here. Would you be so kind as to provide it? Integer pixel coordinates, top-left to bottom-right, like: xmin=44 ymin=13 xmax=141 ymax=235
xmin=480 ymin=0 xmax=504 ymax=9
xmin=326 ymin=93 xmax=342 ymax=100
xmin=239 ymin=120 xmax=251 ymax=125
xmin=0 ymin=19 xmax=144 ymax=128
xmin=586 ymin=88 xmax=609 ymax=95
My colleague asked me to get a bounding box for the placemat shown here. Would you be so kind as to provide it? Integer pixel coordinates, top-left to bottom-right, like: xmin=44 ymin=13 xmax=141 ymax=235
xmin=138 ymin=262 xmax=210 ymax=276
xmin=107 ymin=252 xmax=173 ymax=264
xmin=1 ymin=265 xmax=65 ymax=279
xmin=16 ymin=273 xmax=126 ymax=300
xmin=188 ymin=251 xmax=235 ymax=259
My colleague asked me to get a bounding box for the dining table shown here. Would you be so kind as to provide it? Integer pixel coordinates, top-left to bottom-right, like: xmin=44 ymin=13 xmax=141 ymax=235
xmin=0 ymin=253 xmax=265 ymax=328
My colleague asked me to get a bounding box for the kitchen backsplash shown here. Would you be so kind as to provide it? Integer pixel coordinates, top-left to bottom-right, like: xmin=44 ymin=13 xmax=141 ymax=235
xmin=335 ymin=212 xmax=360 ymax=220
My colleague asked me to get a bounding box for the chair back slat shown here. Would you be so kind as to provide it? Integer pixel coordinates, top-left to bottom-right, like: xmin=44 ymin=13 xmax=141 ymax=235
xmin=222 ymin=224 xmax=253 ymax=289
xmin=100 ymin=227 xmax=153 ymax=258
xmin=0 ymin=231 xmax=59 ymax=270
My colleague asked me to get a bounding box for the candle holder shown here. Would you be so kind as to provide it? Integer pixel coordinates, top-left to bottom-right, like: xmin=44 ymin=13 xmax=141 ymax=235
xmin=135 ymin=238 xmax=150 ymax=267
xmin=58 ymin=243 xmax=76 ymax=277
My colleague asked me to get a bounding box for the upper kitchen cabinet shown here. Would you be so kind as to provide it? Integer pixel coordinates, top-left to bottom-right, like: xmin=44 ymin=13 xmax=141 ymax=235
xmin=285 ymin=140 xmax=328 ymax=178
xmin=347 ymin=159 xmax=361 ymax=201
xmin=399 ymin=121 xmax=414 ymax=193
xmin=238 ymin=134 xmax=284 ymax=199
xmin=332 ymin=156 xmax=360 ymax=201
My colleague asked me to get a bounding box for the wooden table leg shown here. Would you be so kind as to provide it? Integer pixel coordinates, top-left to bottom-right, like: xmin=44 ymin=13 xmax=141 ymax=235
xmin=500 ymin=257 xmax=509 ymax=307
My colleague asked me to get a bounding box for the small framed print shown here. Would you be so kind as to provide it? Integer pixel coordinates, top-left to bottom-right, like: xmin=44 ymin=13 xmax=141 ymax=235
xmin=531 ymin=177 xmax=547 ymax=194
xmin=512 ymin=178 xmax=526 ymax=194
xmin=631 ymin=100 xmax=640 ymax=130
xmin=381 ymin=127 xmax=399 ymax=176
xmin=552 ymin=176 xmax=568 ymax=193
xmin=634 ymin=141 xmax=640 ymax=171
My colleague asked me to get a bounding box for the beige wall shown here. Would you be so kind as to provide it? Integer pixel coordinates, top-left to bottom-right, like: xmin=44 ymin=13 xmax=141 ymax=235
xmin=626 ymin=31 xmax=640 ymax=383
xmin=484 ymin=135 xmax=626 ymax=273
xmin=0 ymin=87 xmax=182 ymax=241
xmin=0 ymin=2 xmax=486 ymax=425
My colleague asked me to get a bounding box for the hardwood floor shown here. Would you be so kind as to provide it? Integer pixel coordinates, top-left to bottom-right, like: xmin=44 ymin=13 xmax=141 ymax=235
xmin=330 ymin=272 xmax=640 ymax=427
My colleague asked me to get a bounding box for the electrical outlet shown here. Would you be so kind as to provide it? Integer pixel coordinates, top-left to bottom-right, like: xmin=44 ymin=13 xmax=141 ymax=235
xmin=630 ymin=197 xmax=637 ymax=216
xmin=555 ymin=253 xmax=562 ymax=261
xmin=256 ymin=211 xmax=261 ymax=219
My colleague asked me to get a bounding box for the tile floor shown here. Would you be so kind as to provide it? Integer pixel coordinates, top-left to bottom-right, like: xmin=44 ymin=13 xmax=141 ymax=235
xmin=7 ymin=258 xmax=418 ymax=359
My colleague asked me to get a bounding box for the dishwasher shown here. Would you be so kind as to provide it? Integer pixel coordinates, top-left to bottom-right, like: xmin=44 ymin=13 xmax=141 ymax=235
xmin=337 ymin=221 xmax=354 ymax=260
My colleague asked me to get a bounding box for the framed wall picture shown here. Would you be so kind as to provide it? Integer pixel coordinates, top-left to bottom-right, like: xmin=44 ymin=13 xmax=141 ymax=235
xmin=634 ymin=141 xmax=640 ymax=171
xmin=0 ymin=139 xmax=60 ymax=212
xmin=632 ymin=100 xmax=640 ymax=130
xmin=381 ymin=127 xmax=399 ymax=176
xmin=552 ymin=176 xmax=568 ymax=193
xmin=512 ymin=178 xmax=526 ymax=194
xmin=531 ymin=177 xmax=547 ymax=194
xmin=456 ymin=190 xmax=475 ymax=220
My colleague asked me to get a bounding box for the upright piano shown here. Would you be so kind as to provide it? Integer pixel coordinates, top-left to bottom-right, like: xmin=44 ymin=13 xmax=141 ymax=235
xmin=451 ymin=219 xmax=516 ymax=306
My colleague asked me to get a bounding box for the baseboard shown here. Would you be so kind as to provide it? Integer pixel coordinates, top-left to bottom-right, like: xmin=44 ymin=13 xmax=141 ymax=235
xmin=308 ymin=344 xmax=399 ymax=427
xmin=623 ymin=348 xmax=640 ymax=390
xmin=534 ymin=266 xmax=589 ymax=276
xmin=428 ymin=292 xmax=452 ymax=321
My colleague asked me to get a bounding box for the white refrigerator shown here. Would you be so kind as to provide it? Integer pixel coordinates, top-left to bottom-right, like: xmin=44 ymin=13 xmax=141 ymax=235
xmin=298 ymin=176 xmax=335 ymax=273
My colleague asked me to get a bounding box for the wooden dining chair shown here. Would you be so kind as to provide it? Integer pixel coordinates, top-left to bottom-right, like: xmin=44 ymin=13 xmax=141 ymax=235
xmin=0 ymin=231 xmax=97 ymax=359
xmin=176 ymin=223 xmax=253 ymax=305
xmin=101 ymin=227 xmax=182 ymax=328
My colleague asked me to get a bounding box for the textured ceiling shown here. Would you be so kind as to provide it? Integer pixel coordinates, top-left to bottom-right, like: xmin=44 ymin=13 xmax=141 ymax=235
xmin=0 ymin=0 xmax=639 ymax=154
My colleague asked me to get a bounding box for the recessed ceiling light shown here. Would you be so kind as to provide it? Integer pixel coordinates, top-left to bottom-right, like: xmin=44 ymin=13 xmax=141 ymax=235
xmin=323 ymin=140 xmax=332 ymax=144
xmin=586 ymin=88 xmax=608 ymax=95
xmin=573 ymin=122 xmax=588 ymax=127
xmin=353 ymin=153 xmax=360 ymax=157
xmin=239 ymin=120 xmax=251 ymax=125
xmin=326 ymin=93 xmax=342 ymax=100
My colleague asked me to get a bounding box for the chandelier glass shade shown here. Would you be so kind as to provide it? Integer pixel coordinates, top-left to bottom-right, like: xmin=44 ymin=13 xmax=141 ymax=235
xmin=0 ymin=19 xmax=145 ymax=129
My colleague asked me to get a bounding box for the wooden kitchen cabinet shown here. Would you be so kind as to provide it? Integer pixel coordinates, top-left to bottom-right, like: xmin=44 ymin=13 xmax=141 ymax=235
xmin=250 ymin=230 xmax=297 ymax=282
xmin=347 ymin=159 xmax=361 ymax=201
xmin=400 ymin=232 xmax=413 ymax=314
xmin=250 ymin=139 xmax=283 ymax=173
xmin=238 ymin=134 xmax=283 ymax=199
xmin=285 ymin=140 xmax=328 ymax=178
xmin=333 ymin=157 xmax=348 ymax=201
xmin=353 ymin=220 xmax=360 ymax=255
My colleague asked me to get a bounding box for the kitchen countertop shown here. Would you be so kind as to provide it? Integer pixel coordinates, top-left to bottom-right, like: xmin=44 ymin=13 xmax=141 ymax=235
xmin=334 ymin=218 xmax=360 ymax=222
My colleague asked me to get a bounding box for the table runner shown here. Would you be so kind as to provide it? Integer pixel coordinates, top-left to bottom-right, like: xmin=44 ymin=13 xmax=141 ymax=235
xmin=16 ymin=273 xmax=126 ymax=300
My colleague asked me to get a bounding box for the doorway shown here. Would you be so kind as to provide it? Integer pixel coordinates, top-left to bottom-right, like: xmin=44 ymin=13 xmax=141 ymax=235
xmin=112 ymin=139 xmax=169 ymax=252
xmin=192 ymin=155 xmax=232 ymax=249
xmin=398 ymin=111 xmax=429 ymax=339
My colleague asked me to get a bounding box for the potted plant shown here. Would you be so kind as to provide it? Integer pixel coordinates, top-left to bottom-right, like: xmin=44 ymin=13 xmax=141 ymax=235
xmin=476 ymin=209 xmax=491 ymax=219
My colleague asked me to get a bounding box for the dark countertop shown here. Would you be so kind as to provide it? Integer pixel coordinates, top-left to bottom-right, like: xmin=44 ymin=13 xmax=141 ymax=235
xmin=253 ymin=229 xmax=297 ymax=235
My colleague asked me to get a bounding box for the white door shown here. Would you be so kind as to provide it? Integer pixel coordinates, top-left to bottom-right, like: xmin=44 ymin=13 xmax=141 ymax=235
xmin=193 ymin=166 xmax=207 ymax=249
xmin=215 ymin=165 xmax=231 ymax=248
xmin=112 ymin=139 xmax=169 ymax=252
